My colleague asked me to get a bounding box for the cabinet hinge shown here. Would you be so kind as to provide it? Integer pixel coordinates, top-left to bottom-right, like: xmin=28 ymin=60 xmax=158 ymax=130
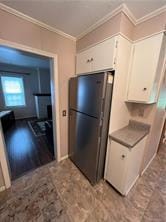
xmin=115 ymin=40 xmax=118 ymax=48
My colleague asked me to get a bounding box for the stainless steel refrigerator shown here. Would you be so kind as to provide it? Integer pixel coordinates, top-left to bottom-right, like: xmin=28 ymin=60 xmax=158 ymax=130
xmin=69 ymin=71 xmax=114 ymax=184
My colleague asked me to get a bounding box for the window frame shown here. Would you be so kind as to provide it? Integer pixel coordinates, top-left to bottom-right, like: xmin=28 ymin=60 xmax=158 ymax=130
xmin=1 ymin=75 xmax=26 ymax=108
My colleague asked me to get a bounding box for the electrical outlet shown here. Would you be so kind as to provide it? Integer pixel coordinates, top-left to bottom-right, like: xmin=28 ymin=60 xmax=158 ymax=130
xmin=62 ymin=110 xmax=66 ymax=116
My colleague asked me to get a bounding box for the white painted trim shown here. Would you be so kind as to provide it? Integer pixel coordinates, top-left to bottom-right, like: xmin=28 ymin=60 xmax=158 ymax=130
xmin=140 ymin=153 xmax=156 ymax=176
xmin=77 ymin=3 xmax=137 ymax=40
xmin=136 ymin=4 xmax=166 ymax=24
xmin=50 ymin=56 xmax=61 ymax=163
xmin=134 ymin=31 xmax=165 ymax=43
xmin=0 ymin=2 xmax=165 ymax=42
xmin=0 ymin=3 xmax=165 ymax=42
xmin=0 ymin=38 xmax=57 ymax=58
xmin=117 ymin=32 xmax=133 ymax=43
xmin=60 ymin=155 xmax=68 ymax=161
xmin=77 ymin=33 xmax=119 ymax=53
xmin=76 ymin=3 xmax=166 ymax=40
xmin=77 ymin=32 xmax=132 ymax=53
xmin=0 ymin=38 xmax=61 ymax=190
xmin=0 ymin=122 xmax=11 ymax=189
xmin=122 ymin=4 xmax=137 ymax=25
xmin=0 ymin=186 xmax=6 ymax=192
xmin=77 ymin=31 xmax=165 ymax=54
xmin=77 ymin=4 xmax=126 ymax=40
xmin=0 ymin=3 xmax=76 ymax=41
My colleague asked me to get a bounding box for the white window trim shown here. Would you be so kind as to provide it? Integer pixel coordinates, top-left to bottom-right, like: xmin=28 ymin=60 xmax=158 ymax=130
xmin=1 ymin=76 xmax=26 ymax=108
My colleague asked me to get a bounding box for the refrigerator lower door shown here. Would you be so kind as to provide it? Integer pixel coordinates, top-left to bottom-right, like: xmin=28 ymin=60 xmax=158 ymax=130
xmin=69 ymin=110 xmax=100 ymax=184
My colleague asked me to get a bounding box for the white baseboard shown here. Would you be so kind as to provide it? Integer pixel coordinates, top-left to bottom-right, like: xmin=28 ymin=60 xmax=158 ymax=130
xmin=60 ymin=155 xmax=68 ymax=161
xmin=0 ymin=186 xmax=6 ymax=192
xmin=141 ymin=153 xmax=156 ymax=176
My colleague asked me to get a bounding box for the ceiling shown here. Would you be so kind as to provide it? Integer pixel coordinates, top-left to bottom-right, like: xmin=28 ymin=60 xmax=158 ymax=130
xmin=0 ymin=46 xmax=50 ymax=69
xmin=0 ymin=0 xmax=166 ymax=38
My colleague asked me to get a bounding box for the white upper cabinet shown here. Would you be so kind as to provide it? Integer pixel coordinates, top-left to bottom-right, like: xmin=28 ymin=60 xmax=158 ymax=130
xmin=91 ymin=37 xmax=117 ymax=72
xmin=127 ymin=33 xmax=165 ymax=104
xmin=76 ymin=47 xmax=93 ymax=74
xmin=76 ymin=36 xmax=117 ymax=74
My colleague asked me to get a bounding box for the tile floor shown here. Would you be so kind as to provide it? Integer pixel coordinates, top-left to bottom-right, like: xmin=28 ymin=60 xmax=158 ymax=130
xmin=0 ymin=144 xmax=165 ymax=222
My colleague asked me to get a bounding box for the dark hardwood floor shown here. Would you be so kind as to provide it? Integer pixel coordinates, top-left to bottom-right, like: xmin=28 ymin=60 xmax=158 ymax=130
xmin=3 ymin=118 xmax=55 ymax=180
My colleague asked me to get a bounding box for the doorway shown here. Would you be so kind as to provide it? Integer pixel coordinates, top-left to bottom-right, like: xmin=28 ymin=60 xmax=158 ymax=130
xmin=0 ymin=41 xmax=60 ymax=185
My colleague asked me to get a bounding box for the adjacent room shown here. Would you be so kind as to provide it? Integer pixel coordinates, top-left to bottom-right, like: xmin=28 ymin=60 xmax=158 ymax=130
xmin=0 ymin=1 xmax=165 ymax=222
xmin=0 ymin=46 xmax=55 ymax=180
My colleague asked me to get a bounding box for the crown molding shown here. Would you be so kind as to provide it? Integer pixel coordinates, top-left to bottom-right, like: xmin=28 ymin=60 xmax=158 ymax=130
xmin=0 ymin=3 xmax=76 ymax=41
xmin=77 ymin=30 xmax=165 ymax=53
xmin=136 ymin=4 xmax=166 ymax=24
xmin=122 ymin=4 xmax=137 ymax=25
xmin=77 ymin=3 xmax=137 ymax=40
xmin=77 ymin=32 xmax=133 ymax=53
xmin=0 ymin=2 xmax=165 ymax=42
xmin=77 ymin=4 xmax=125 ymax=40
xmin=77 ymin=3 xmax=166 ymax=40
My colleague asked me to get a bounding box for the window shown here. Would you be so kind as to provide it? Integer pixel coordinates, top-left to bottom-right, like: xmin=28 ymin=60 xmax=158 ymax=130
xmin=1 ymin=76 xmax=26 ymax=107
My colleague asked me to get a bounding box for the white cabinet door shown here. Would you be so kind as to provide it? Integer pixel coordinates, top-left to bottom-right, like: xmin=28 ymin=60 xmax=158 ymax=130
xmin=127 ymin=33 xmax=163 ymax=103
xmin=76 ymin=36 xmax=117 ymax=74
xmin=91 ymin=37 xmax=117 ymax=72
xmin=76 ymin=48 xmax=93 ymax=74
xmin=104 ymin=136 xmax=147 ymax=195
xmin=104 ymin=140 xmax=128 ymax=194
xmin=124 ymin=137 xmax=146 ymax=194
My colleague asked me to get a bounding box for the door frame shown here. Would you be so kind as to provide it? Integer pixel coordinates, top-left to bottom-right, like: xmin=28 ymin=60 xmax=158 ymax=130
xmin=0 ymin=38 xmax=61 ymax=189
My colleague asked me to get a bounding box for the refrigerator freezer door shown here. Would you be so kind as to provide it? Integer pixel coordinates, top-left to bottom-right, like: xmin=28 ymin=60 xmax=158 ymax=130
xmin=69 ymin=110 xmax=100 ymax=184
xmin=70 ymin=73 xmax=105 ymax=118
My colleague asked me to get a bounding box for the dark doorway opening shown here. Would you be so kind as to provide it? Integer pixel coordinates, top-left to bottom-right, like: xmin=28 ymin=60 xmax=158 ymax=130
xmin=0 ymin=45 xmax=56 ymax=180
